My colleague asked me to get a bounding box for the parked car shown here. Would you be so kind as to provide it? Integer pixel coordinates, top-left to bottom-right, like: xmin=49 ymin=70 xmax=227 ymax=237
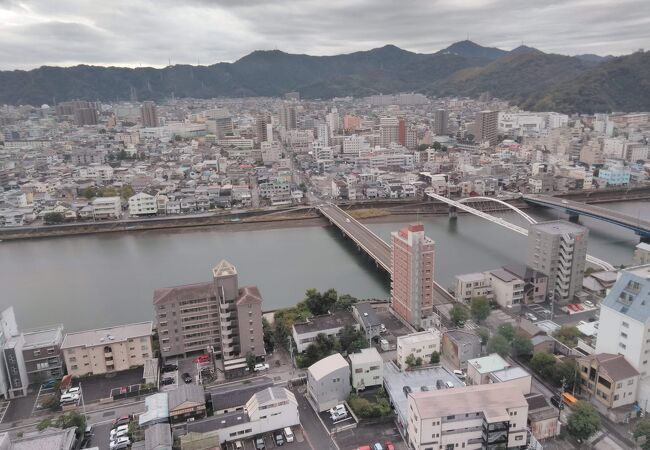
xmin=373 ymin=443 xmax=384 ymax=450
xmin=109 ymin=437 xmax=130 ymax=449
xmin=584 ymin=300 xmax=594 ymax=308
xmin=385 ymin=441 xmax=395 ymax=450
xmin=283 ymin=427 xmax=294 ymax=443
xmin=550 ymin=395 xmax=565 ymax=410
xmin=193 ymin=355 xmax=209 ymax=363
xmin=329 ymin=404 xmax=345 ymax=415
xmin=331 ymin=409 xmax=348 ymax=421
xmin=65 ymin=386 xmax=81 ymax=395
xmin=112 ymin=416 xmax=131 ymax=427
xmin=110 ymin=425 xmax=129 ymax=439
xmin=274 ymin=430 xmax=285 ymax=446
xmin=435 ymin=379 xmax=445 ymax=389
xmin=403 ymin=385 xmax=412 ymax=396
xmin=254 ymin=363 xmax=270 ymax=372
xmin=574 ymin=304 xmax=585 ymax=311
xmin=525 ymin=313 xmax=538 ymax=322
xmin=161 ymin=363 xmax=178 ymax=373
xmin=453 ymin=370 xmax=465 ymax=380
xmin=182 ymin=373 xmax=193 ymax=384
xmin=110 ymin=429 xmax=128 ymax=441
xmin=234 ymin=441 xmax=243 ymax=450
xmin=254 ymin=436 xmax=266 ymax=450
xmin=42 ymin=379 xmax=57 ymax=389
xmin=60 ymin=393 xmax=79 ymax=404
xmin=161 ymin=377 xmax=174 ymax=386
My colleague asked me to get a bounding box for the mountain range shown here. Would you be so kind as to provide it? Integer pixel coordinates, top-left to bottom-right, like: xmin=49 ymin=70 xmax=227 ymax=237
xmin=1 ymin=40 xmax=648 ymax=114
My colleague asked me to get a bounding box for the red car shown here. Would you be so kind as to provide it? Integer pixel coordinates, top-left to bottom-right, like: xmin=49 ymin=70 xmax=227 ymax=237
xmin=574 ymin=304 xmax=584 ymax=311
xmin=193 ymin=355 xmax=209 ymax=363
xmin=385 ymin=442 xmax=395 ymax=450
xmin=568 ymin=304 xmax=578 ymax=311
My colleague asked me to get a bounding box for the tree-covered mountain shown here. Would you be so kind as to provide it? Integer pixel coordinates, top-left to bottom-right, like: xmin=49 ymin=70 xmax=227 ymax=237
xmin=0 ymin=40 xmax=644 ymax=114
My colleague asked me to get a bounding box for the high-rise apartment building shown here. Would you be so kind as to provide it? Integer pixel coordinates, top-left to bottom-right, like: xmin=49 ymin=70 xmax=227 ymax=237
xmin=526 ymin=221 xmax=588 ymax=303
xmin=343 ymin=115 xmax=361 ymax=132
xmin=380 ymin=117 xmax=399 ymax=147
xmin=153 ymin=260 xmax=265 ymax=361
xmin=317 ymin=124 xmax=330 ymax=146
xmin=326 ymin=108 xmax=340 ymax=134
xmin=140 ymin=101 xmax=159 ymax=128
xmin=433 ymin=109 xmax=449 ymax=136
xmin=398 ymin=119 xmax=407 ymax=146
xmin=391 ymin=224 xmax=435 ymax=329
xmin=255 ymin=114 xmax=270 ymax=143
xmin=279 ymin=104 xmax=297 ymax=130
xmin=473 ymin=110 xmax=499 ymax=146
xmin=56 ymin=100 xmax=98 ymax=126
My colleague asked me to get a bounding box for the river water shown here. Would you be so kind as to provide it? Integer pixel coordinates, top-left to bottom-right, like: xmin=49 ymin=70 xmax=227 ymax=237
xmin=1 ymin=201 xmax=647 ymax=331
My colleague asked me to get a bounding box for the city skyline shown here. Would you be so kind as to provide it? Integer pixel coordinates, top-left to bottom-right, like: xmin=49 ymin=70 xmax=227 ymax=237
xmin=0 ymin=0 xmax=649 ymax=70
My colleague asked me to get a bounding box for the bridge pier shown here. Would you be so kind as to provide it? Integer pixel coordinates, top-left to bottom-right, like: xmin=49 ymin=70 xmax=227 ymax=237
xmin=568 ymin=213 xmax=580 ymax=223
xmin=448 ymin=205 xmax=458 ymax=219
xmin=641 ymin=235 xmax=650 ymax=244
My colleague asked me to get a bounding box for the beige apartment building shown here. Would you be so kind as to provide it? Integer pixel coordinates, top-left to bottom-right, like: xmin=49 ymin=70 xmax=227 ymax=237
xmin=391 ymin=224 xmax=435 ymax=329
xmin=407 ymin=383 xmax=529 ymax=450
xmin=396 ymin=330 xmax=441 ymax=370
xmin=153 ymin=260 xmax=264 ymax=362
xmin=61 ymin=322 xmax=153 ymax=377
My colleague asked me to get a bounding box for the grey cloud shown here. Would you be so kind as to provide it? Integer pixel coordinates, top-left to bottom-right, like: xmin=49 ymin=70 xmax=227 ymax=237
xmin=0 ymin=0 xmax=649 ymax=69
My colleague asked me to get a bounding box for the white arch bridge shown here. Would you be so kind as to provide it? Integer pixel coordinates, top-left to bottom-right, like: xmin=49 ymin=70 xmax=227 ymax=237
xmin=427 ymin=193 xmax=615 ymax=271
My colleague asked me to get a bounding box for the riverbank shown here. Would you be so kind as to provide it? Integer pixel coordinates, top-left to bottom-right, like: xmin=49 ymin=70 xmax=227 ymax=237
xmin=1 ymin=186 xmax=648 ymax=241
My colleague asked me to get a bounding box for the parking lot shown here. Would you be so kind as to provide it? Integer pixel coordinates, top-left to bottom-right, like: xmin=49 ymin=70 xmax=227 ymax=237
xmin=220 ymin=426 xmax=310 ymax=450
xmin=334 ymin=422 xmax=405 ymax=450
xmin=76 ymin=368 xmax=145 ymax=402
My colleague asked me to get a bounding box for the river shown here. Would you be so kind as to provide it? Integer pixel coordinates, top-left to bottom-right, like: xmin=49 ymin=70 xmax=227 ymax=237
xmin=0 ymin=200 xmax=647 ymax=331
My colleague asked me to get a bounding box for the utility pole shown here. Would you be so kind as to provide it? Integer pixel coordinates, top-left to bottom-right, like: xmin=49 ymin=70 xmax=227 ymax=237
xmin=557 ymin=377 xmax=566 ymax=424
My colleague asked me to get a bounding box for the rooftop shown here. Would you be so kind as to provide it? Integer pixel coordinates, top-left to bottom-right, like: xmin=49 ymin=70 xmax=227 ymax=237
xmin=530 ymin=220 xmax=587 ymax=236
xmin=236 ymin=286 xmax=262 ymax=306
xmin=144 ymin=423 xmax=172 ymax=450
xmin=11 ymin=427 xmax=76 ymax=450
xmin=579 ymin=353 xmax=639 ymax=381
xmin=210 ymin=377 xmax=273 ymax=411
xmin=187 ymin=411 xmax=250 ymax=433
xmin=411 ymin=383 xmax=527 ymax=420
xmin=168 ymin=384 xmax=206 ymax=411
xmin=397 ymin=329 xmax=441 ymax=346
xmin=293 ymin=311 xmax=357 ymax=335
xmin=139 ymin=393 xmax=169 ymax=426
xmin=602 ymin=264 xmax=650 ymax=323
xmin=22 ymin=326 xmax=64 ymax=350
xmin=308 ymin=353 xmax=349 ymax=381
xmin=213 ymin=259 xmax=237 ymax=278
xmin=456 ymin=272 xmax=487 ymax=282
xmin=489 ymin=268 xmax=520 ymax=283
xmin=152 ymin=282 xmax=213 ymax=306
xmin=61 ymin=322 xmax=152 ymax=349
xmin=467 ymin=353 xmax=510 ymax=374
xmin=348 ymin=347 xmax=382 ymax=366
xmin=443 ymin=329 xmax=482 ymax=346
xmin=489 ymin=366 xmax=531 ymax=383
xmin=353 ymin=303 xmax=381 ymax=328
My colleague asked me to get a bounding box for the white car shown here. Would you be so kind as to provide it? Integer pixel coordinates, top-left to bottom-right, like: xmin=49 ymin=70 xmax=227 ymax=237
xmin=109 ymin=437 xmax=130 ymax=449
xmin=110 ymin=425 xmax=129 ymax=439
xmin=525 ymin=313 xmax=538 ymax=322
xmin=253 ymin=363 xmax=270 ymax=372
xmin=330 ymin=409 xmax=348 ymax=421
xmin=60 ymin=393 xmax=79 ymax=404
xmin=584 ymin=301 xmax=594 ymax=308
xmin=111 ymin=429 xmax=128 ymax=441
xmin=65 ymin=387 xmax=81 ymax=395
xmin=329 ymin=404 xmax=346 ymax=415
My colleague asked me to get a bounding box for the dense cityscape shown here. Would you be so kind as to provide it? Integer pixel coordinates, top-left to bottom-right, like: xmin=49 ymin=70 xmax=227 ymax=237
xmin=1 ymin=11 xmax=650 ymax=450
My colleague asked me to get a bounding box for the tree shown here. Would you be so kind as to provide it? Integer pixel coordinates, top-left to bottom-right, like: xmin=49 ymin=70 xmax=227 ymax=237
xmin=415 ymin=357 xmax=423 ymax=367
xmin=511 ymin=334 xmax=533 ymax=357
xmin=529 ymin=351 xmax=557 ymax=379
xmin=450 ymin=305 xmax=468 ymax=327
xmin=432 ymin=141 xmax=442 ymax=150
xmin=417 ymin=144 xmax=429 ymax=152
xmin=496 ymin=323 xmax=516 ymax=342
xmin=334 ymin=294 xmax=357 ymax=311
xmin=487 ymin=335 xmax=511 ymax=357
xmin=262 ymin=318 xmax=275 ymax=353
xmin=430 ymin=351 xmax=440 ymax=364
xmin=405 ymin=353 xmax=416 ymax=369
xmin=553 ymin=326 xmax=582 ymax=347
xmin=245 ymin=352 xmax=256 ymax=371
xmin=304 ymin=288 xmax=338 ymax=316
xmin=43 ymin=212 xmax=65 ymax=224
xmin=339 ymin=325 xmax=367 ymax=354
xmin=553 ymin=360 xmax=579 ymax=390
xmin=477 ymin=328 xmax=490 ymax=346
xmin=470 ymin=296 xmax=490 ymax=323
xmin=567 ymin=401 xmax=600 ymax=443
xmin=633 ymin=420 xmax=650 ymax=450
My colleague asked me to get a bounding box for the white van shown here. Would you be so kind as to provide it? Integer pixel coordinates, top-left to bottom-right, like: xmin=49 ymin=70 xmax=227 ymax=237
xmin=283 ymin=427 xmax=295 ymax=443
xmin=453 ymin=370 xmax=465 ymax=380
xmin=445 ymin=380 xmax=454 ymax=389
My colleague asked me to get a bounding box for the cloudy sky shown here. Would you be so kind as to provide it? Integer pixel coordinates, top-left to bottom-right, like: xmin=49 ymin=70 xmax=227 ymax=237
xmin=1 ymin=0 xmax=649 ymax=70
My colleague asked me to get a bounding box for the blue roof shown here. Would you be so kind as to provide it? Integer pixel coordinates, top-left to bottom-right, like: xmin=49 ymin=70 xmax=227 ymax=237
xmin=602 ymin=265 xmax=650 ymax=323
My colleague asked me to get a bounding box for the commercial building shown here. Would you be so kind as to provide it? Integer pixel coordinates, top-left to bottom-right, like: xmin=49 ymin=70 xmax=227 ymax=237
xmin=60 ymin=322 xmax=153 ymax=377
xmin=153 ymin=260 xmax=265 ymax=363
xmin=391 ymin=224 xmax=436 ymax=329
xmin=396 ymin=330 xmax=441 ymax=370
xmin=406 ymin=383 xmax=529 ymax=450
xmin=349 ymin=347 xmax=383 ymax=391
xmin=140 ymin=101 xmax=159 ymax=128
xmin=473 ymin=110 xmax=499 ymax=146
xmin=527 ymin=220 xmax=588 ymax=303
xmin=92 ymin=196 xmax=122 ymax=220
xmin=292 ymin=311 xmax=358 ymax=353
xmin=307 ymin=353 xmax=351 ymax=412
xmin=595 ymin=265 xmax=650 ymax=410
xmin=186 ymin=387 xmax=299 ymax=445
xmin=576 ymin=353 xmax=639 ymax=413
xmin=129 ymin=192 xmax=158 ymax=216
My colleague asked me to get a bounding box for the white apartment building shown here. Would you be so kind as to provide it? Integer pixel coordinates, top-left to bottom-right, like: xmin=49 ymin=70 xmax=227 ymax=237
xmin=595 ymin=265 xmax=650 ymax=410
xmin=61 ymin=322 xmax=153 ymax=377
xmin=396 ymin=330 xmax=441 ymax=370
xmin=342 ymin=135 xmax=367 ymax=156
xmin=455 ymin=272 xmax=493 ymax=304
xmin=349 ymin=347 xmax=383 ymax=391
xmin=406 ymin=383 xmax=529 ymax=450
xmin=488 ymin=269 xmax=525 ymax=308
xmin=128 ymin=192 xmax=158 ymax=216
xmin=92 ymin=196 xmax=122 ymax=220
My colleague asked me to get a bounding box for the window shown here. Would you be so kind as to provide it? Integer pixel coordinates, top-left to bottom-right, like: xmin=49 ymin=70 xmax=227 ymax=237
xmin=515 ymin=436 xmax=523 ymax=441
xmin=622 ymin=322 xmax=629 ymax=328
xmin=620 ymin=343 xmax=627 ymax=349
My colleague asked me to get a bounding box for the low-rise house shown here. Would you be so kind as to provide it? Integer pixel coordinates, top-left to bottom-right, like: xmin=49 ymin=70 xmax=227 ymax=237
xmin=352 ymin=303 xmax=382 ymax=340
xmin=489 ymin=366 xmax=532 ymax=395
xmin=292 ymin=311 xmax=358 ymax=353
xmin=168 ymin=384 xmax=207 ymax=423
xmin=525 ymin=393 xmax=560 ymax=440
xmin=307 ymin=353 xmax=351 ymax=412
xmin=9 ymin=427 xmax=76 ymax=450
xmin=92 ymin=196 xmax=122 ymax=219
xmin=61 ymin=322 xmax=153 ymax=377
xmin=128 ymin=192 xmax=158 ymax=216
xmin=441 ymin=330 xmax=482 ymax=370
xmin=577 ymin=353 xmax=639 ymax=416
xmin=454 ymin=272 xmax=492 ymax=304
xmin=349 ymin=347 xmax=383 ymax=392
xmin=466 ymin=353 xmax=511 ymax=386
xmin=396 ymin=330 xmax=441 ymax=370
xmin=144 ymin=423 xmax=172 ymax=450
xmin=488 ymin=269 xmax=525 ymax=309
xmin=139 ymin=393 xmax=170 ymax=428
xmin=502 ymin=265 xmax=548 ymax=304
xmin=210 ymin=378 xmax=274 ymax=415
